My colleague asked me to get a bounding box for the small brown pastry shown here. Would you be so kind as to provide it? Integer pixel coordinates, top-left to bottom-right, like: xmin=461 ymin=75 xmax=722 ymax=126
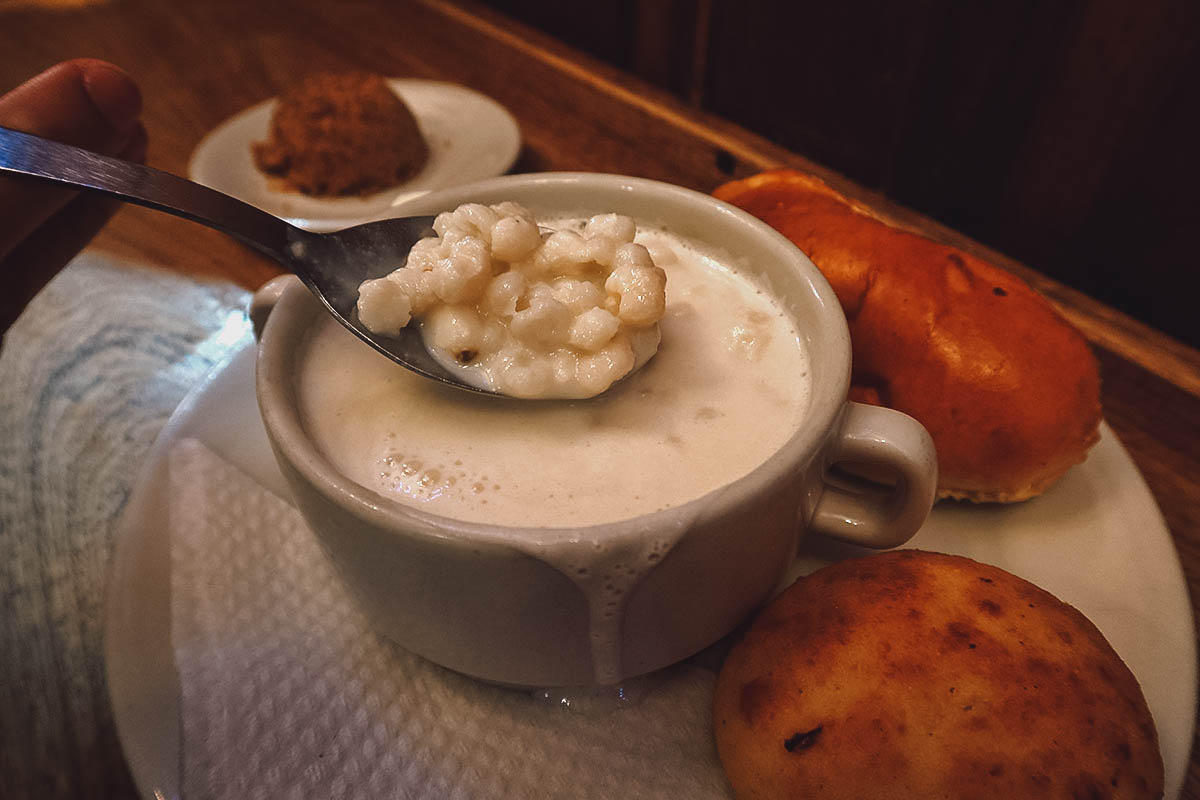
xmin=713 ymin=170 xmax=1102 ymax=503
xmin=253 ymin=71 xmax=427 ymax=196
xmin=712 ymin=550 xmax=1163 ymax=799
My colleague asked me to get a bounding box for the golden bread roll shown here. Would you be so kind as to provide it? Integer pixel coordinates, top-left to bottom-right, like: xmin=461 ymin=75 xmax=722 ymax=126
xmin=712 ymin=550 xmax=1163 ymax=799
xmin=713 ymin=170 xmax=1102 ymax=502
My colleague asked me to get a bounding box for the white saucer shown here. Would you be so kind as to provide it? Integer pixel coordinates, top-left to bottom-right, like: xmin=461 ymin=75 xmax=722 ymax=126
xmin=105 ymin=337 xmax=1196 ymax=799
xmin=188 ymin=79 xmax=521 ymax=232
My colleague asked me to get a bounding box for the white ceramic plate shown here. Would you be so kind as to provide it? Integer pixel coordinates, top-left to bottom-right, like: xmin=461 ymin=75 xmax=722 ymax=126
xmin=105 ymin=337 xmax=1196 ymax=799
xmin=188 ymin=79 xmax=521 ymax=232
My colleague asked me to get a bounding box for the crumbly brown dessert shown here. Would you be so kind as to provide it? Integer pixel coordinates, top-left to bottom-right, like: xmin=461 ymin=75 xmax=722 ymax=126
xmin=713 ymin=550 xmax=1163 ymax=799
xmin=253 ymin=72 xmax=427 ymax=197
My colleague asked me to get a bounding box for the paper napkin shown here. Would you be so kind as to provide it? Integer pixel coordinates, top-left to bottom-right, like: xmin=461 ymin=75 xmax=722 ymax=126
xmin=168 ymin=438 xmax=732 ymax=799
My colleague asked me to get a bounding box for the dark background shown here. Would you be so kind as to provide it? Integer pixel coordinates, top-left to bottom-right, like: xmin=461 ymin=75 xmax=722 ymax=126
xmin=480 ymin=0 xmax=1200 ymax=350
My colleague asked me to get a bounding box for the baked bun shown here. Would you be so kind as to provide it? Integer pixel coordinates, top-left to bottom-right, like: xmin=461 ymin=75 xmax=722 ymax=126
xmin=712 ymin=550 xmax=1163 ymax=799
xmin=713 ymin=170 xmax=1102 ymax=502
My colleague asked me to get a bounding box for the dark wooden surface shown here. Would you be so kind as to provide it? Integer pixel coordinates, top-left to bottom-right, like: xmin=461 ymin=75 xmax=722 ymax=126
xmin=485 ymin=0 xmax=1200 ymax=353
xmin=2 ymin=0 xmax=1198 ymax=796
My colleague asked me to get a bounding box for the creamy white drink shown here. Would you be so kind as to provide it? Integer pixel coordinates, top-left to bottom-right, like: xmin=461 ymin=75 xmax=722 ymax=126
xmin=260 ymin=186 xmax=933 ymax=688
xmin=299 ymin=223 xmax=810 ymax=530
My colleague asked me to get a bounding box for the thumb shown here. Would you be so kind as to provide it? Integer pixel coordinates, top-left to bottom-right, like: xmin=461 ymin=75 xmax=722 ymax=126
xmin=0 ymin=59 xmax=144 ymax=261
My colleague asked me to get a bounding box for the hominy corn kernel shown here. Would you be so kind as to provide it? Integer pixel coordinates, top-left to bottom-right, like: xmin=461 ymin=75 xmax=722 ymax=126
xmin=357 ymin=202 xmax=667 ymax=398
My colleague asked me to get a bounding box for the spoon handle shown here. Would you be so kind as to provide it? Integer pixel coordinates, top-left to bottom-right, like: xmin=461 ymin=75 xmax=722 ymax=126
xmin=0 ymin=126 xmax=296 ymax=264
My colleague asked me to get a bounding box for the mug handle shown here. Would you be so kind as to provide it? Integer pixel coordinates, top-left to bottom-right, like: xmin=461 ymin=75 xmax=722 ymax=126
xmin=807 ymin=401 xmax=938 ymax=548
xmin=249 ymin=275 xmax=302 ymax=341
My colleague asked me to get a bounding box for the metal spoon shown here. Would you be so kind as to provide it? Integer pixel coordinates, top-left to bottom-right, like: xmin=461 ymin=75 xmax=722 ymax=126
xmin=0 ymin=125 xmax=494 ymax=395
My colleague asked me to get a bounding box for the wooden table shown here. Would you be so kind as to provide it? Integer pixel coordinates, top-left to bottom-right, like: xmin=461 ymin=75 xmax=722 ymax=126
xmin=2 ymin=0 xmax=1197 ymax=796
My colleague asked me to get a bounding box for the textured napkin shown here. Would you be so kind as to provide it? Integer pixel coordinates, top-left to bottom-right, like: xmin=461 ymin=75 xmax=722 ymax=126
xmin=168 ymin=438 xmax=732 ymax=799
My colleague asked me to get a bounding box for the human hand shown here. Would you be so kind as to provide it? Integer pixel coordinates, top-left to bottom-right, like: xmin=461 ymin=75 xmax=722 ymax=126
xmin=0 ymin=59 xmax=146 ymax=333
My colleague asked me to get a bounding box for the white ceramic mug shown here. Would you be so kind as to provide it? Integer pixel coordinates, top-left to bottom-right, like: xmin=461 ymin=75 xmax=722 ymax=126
xmin=252 ymin=173 xmax=937 ymax=687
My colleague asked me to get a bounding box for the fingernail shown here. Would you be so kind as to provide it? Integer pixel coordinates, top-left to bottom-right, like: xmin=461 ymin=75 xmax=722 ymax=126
xmin=80 ymin=61 xmax=142 ymax=133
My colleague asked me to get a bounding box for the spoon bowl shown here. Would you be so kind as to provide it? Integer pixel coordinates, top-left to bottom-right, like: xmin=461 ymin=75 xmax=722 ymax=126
xmin=0 ymin=125 xmax=492 ymax=394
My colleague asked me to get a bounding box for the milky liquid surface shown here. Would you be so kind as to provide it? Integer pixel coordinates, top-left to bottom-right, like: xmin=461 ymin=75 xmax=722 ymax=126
xmin=296 ymin=227 xmax=811 ymax=531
